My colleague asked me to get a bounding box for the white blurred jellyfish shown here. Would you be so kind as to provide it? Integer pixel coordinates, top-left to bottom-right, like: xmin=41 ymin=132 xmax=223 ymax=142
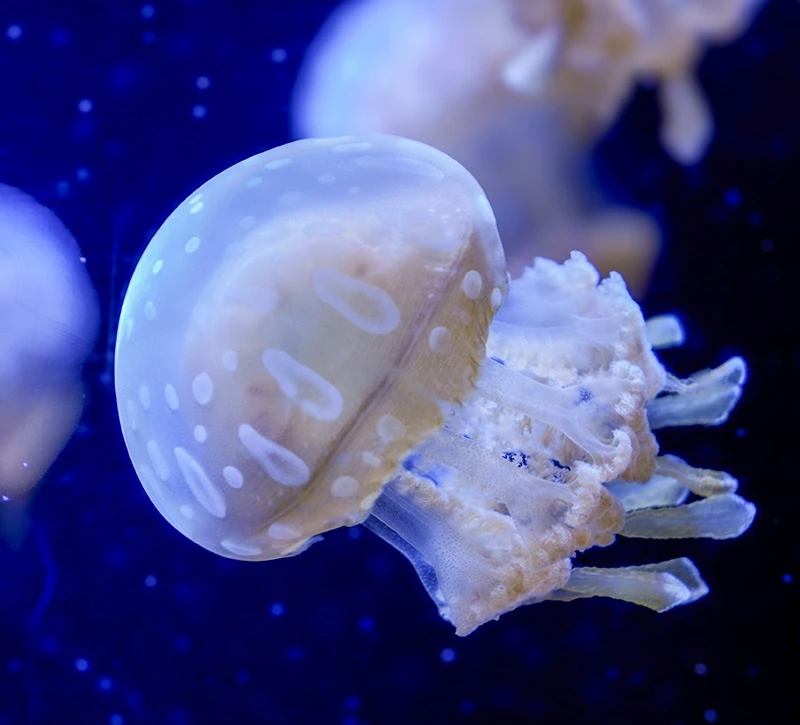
xmin=115 ymin=135 xmax=753 ymax=635
xmin=0 ymin=184 xmax=98 ymax=504
xmin=292 ymin=0 xmax=761 ymax=292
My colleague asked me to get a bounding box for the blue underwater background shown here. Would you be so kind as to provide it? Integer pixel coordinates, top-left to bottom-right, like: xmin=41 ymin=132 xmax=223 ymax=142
xmin=1 ymin=1 xmax=798 ymax=724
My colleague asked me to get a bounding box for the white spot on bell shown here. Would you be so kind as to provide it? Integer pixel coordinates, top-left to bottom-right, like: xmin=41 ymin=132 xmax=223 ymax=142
xmin=362 ymin=452 xmax=381 ymax=468
xmin=377 ymin=414 xmax=406 ymax=444
xmin=139 ymin=385 xmax=151 ymax=411
xmin=491 ymin=287 xmax=503 ymax=308
xmin=221 ymin=539 xmax=263 ymax=556
xmin=268 ymin=522 xmax=301 ymax=540
xmin=192 ymin=372 xmax=214 ymax=405
xmin=238 ymin=424 xmax=310 ymax=487
xmin=313 ymin=267 xmax=400 ymax=335
xmin=262 ymin=349 xmax=343 ymax=422
xmin=174 ymin=447 xmax=226 ymax=518
xmin=223 ymin=465 xmax=244 ymax=489
xmin=222 ymin=350 xmax=238 ymax=372
xmin=461 ymin=270 xmax=483 ymax=299
xmin=331 ymin=475 xmax=359 ymax=498
xmin=429 ymin=326 xmax=453 ymax=354
xmin=185 ymin=236 xmax=201 ymax=253
xmin=164 ymin=384 xmax=179 ymax=411
xmin=146 ymin=440 xmax=170 ymax=480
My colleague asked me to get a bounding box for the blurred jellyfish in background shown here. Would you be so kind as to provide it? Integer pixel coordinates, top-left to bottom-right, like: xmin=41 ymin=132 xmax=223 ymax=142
xmin=0 ymin=183 xmax=98 ymax=541
xmin=115 ymin=135 xmax=753 ymax=636
xmin=292 ymin=0 xmax=762 ymax=292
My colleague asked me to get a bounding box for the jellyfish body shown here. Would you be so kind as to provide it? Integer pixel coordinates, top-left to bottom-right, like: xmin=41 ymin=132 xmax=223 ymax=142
xmin=0 ymin=184 xmax=98 ymax=502
xmin=116 ymin=135 xmax=753 ymax=635
xmin=115 ymin=134 xmax=506 ymax=559
xmin=292 ymin=0 xmax=760 ymax=291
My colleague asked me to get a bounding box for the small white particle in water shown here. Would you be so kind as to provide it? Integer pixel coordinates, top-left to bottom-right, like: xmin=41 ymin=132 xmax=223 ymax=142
xmin=223 ymin=466 xmax=244 ymax=489
xmin=152 ymin=259 xmax=164 ymax=274
xmin=222 ymin=350 xmax=238 ymax=372
xmin=144 ymin=301 xmax=157 ymax=321
xmin=78 ymin=98 xmax=93 ymax=113
xmin=265 ymin=158 xmax=291 ymax=170
xmin=192 ymin=105 xmax=207 ymax=119
xmin=194 ymin=425 xmax=207 ymax=443
xmin=196 ymin=75 xmax=210 ymax=90
xmin=185 ymin=236 xmax=201 ymax=253
xmin=271 ymin=47 xmax=287 ymax=63
xmin=192 ymin=372 xmax=214 ymax=405
xmin=461 ymin=270 xmax=483 ymax=299
xmin=279 ymin=191 xmax=302 ymax=204
xmin=331 ymin=475 xmax=359 ymax=497
xmin=6 ymin=25 xmax=22 ymax=41
xmin=144 ymin=575 xmax=157 ymax=587
xmin=359 ymin=492 xmax=380 ymax=511
xmin=317 ymin=173 xmax=336 ymax=184
xmin=164 ymin=384 xmax=179 ymax=411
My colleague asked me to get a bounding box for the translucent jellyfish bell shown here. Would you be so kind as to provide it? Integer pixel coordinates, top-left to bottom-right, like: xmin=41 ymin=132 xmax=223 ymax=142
xmin=116 ymin=135 xmax=753 ymax=635
xmin=0 ymin=184 xmax=98 ymax=502
xmin=115 ymin=134 xmax=507 ymax=559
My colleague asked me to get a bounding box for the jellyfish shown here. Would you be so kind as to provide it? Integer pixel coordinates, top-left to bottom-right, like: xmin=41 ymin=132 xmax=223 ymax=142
xmin=0 ymin=184 xmax=98 ymax=519
xmin=292 ymin=0 xmax=761 ymax=291
xmin=115 ymin=135 xmax=753 ymax=635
